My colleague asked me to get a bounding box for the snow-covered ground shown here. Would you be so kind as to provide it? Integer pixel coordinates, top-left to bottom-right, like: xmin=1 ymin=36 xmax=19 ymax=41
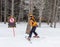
xmin=0 ymin=22 xmax=60 ymax=47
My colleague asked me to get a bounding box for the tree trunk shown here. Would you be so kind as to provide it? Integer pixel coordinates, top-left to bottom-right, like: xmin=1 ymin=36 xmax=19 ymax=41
xmin=18 ymin=0 xmax=24 ymax=23
xmin=47 ymin=0 xmax=52 ymax=25
xmin=4 ymin=0 xmax=7 ymax=24
xmin=50 ymin=0 xmax=56 ymax=27
xmin=39 ymin=0 xmax=45 ymax=27
xmin=54 ymin=0 xmax=59 ymax=28
xmin=59 ymin=16 xmax=60 ymax=22
xmin=11 ymin=0 xmax=14 ymax=16
xmin=18 ymin=1 xmax=21 ymax=23
xmin=50 ymin=0 xmax=54 ymax=27
xmin=1 ymin=0 xmax=2 ymax=22
xmin=50 ymin=9 xmax=54 ymax=27
xmin=39 ymin=9 xmax=42 ymax=27
xmin=54 ymin=0 xmax=57 ymax=28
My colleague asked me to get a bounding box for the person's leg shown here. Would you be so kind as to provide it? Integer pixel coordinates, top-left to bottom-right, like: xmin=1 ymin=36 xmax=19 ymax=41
xmin=27 ymin=27 xmax=34 ymax=40
xmin=33 ymin=27 xmax=38 ymax=36
xmin=29 ymin=29 xmax=33 ymax=38
xmin=33 ymin=27 xmax=40 ymax=38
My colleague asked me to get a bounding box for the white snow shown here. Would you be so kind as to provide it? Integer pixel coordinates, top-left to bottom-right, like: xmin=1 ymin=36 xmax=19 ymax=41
xmin=0 ymin=22 xmax=60 ymax=47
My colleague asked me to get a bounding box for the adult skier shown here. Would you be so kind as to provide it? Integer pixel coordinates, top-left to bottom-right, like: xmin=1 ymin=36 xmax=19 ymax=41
xmin=27 ymin=14 xmax=39 ymax=41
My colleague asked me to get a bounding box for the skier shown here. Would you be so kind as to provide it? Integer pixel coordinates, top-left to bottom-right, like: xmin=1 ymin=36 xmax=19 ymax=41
xmin=27 ymin=14 xmax=39 ymax=41
xmin=8 ymin=16 xmax=16 ymax=27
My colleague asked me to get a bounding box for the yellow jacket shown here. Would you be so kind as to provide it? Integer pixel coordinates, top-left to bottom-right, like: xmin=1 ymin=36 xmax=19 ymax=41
xmin=29 ymin=19 xmax=38 ymax=27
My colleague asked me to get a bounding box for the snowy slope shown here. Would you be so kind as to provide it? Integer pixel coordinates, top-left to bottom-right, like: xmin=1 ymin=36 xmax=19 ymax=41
xmin=0 ymin=22 xmax=60 ymax=47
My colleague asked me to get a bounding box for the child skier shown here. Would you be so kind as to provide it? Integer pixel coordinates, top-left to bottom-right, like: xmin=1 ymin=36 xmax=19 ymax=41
xmin=27 ymin=15 xmax=39 ymax=41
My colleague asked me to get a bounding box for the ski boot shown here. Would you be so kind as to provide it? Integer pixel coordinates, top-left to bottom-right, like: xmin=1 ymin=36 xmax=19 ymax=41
xmin=27 ymin=37 xmax=31 ymax=41
xmin=33 ymin=35 xmax=40 ymax=38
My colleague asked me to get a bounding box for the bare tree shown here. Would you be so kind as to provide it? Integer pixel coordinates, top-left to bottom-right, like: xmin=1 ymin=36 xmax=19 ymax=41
xmin=18 ymin=0 xmax=24 ymax=23
xmin=11 ymin=0 xmax=14 ymax=16
xmin=54 ymin=0 xmax=59 ymax=28
xmin=4 ymin=0 xmax=7 ymax=24
xmin=50 ymin=0 xmax=56 ymax=27
xmin=1 ymin=0 xmax=2 ymax=22
xmin=47 ymin=0 xmax=52 ymax=25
